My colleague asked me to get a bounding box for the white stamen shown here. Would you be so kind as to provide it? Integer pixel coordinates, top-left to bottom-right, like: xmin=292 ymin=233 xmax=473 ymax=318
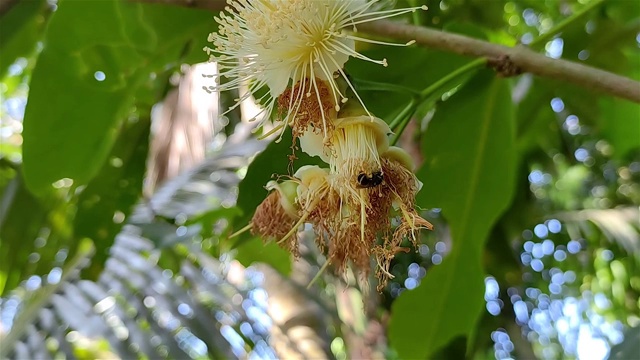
xmin=205 ymin=0 xmax=427 ymax=139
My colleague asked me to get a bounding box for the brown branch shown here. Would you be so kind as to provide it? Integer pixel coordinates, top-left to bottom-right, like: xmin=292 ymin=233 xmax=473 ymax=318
xmin=359 ymin=20 xmax=640 ymax=103
xmin=126 ymin=0 xmax=640 ymax=103
xmin=0 ymin=0 xmax=21 ymax=18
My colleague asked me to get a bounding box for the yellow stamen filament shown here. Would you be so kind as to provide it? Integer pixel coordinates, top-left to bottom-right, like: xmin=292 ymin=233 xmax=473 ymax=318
xmin=229 ymin=223 xmax=252 ymax=239
xmin=306 ymin=259 xmax=332 ymax=289
xmin=276 ymin=211 xmax=309 ymax=245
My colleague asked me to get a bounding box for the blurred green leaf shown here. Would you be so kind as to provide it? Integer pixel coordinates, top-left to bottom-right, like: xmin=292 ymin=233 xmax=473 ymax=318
xmin=598 ymin=98 xmax=640 ymax=158
xmin=0 ymin=170 xmax=52 ymax=295
xmin=597 ymin=49 xmax=640 ymax=158
xmin=234 ymin=237 xmax=292 ymax=276
xmin=0 ymin=0 xmax=46 ymax=79
xmin=22 ymin=1 xmax=211 ymax=194
xmin=0 ymin=173 xmax=38 ymax=294
xmin=515 ymin=79 xmax=561 ymax=154
xmin=73 ymin=116 xmax=150 ymax=279
xmin=389 ymin=70 xmax=516 ymax=359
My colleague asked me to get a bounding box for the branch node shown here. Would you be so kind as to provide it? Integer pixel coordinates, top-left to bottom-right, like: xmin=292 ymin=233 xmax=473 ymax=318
xmin=487 ymin=55 xmax=523 ymax=78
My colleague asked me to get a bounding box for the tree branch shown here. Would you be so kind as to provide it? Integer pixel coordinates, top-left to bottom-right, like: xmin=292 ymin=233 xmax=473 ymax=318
xmin=127 ymin=0 xmax=640 ymax=103
xmin=359 ymin=20 xmax=640 ymax=103
xmin=0 ymin=0 xmax=20 ymax=18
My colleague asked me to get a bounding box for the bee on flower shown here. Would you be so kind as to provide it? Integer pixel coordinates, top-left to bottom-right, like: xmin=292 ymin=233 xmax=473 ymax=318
xmin=246 ymin=145 xmax=432 ymax=290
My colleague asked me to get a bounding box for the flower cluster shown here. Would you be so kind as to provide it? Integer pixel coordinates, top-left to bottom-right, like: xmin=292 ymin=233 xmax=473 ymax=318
xmin=206 ymin=0 xmax=431 ymax=290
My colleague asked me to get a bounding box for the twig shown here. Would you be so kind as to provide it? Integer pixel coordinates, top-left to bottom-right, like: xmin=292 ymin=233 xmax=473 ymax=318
xmin=0 ymin=0 xmax=20 ymax=18
xmin=127 ymin=0 xmax=640 ymax=103
xmin=358 ymin=20 xmax=640 ymax=103
xmin=528 ymin=0 xmax=605 ymax=49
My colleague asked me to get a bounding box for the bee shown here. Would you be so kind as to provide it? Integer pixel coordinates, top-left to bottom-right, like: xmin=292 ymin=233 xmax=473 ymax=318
xmin=357 ymin=171 xmax=384 ymax=188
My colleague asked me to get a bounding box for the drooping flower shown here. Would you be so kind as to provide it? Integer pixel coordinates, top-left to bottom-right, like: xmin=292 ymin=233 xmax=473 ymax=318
xmin=373 ymin=146 xmax=433 ymax=290
xmin=248 ymin=146 xmax=433 ymax=290
xmin=251 ymin=165 xmax=335 ymax=255
xmin=251 ymin=179 xmax=300 ymax=252
xmin=204 ymin=0 xmax=426 ymax=139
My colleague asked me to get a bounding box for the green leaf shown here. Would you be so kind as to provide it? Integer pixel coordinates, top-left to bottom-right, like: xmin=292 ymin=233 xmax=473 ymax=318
xmin=389 ymin=70 xmax=516 ymax=359
xmin=0 ymin=171 xmax=46 ymax=295
xmin=0 ymin=166 xmax=71 ymax=296
xmin=597 ymin=49 xmax=640 ymax=158
xmin=22 ymin=1 xmax=211 ymax=194
xmin=598 ymin=98 xmax=640 ymax=158
xmin=73 ymin=116 xmax=150 ymax=279
xmin=0 ymin=0 xmax=46 ymax=79
xmin=516 ymin=79 xmax=561 ymax=154
xmin=234 ymin=237 xmax=292 ymax=276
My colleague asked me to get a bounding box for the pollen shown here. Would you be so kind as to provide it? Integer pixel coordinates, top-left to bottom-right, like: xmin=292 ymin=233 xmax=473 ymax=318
xmin=278 ymin=78 xmax=337 ymax=141
xmin=251 ymin=190 xmax=300 ymax=255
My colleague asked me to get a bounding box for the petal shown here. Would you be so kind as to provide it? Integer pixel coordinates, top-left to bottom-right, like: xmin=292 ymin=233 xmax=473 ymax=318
xmin=335 ymin=115 xmax=392 ymax=153
xmin=382 ymin=146 xmax=416 ymax=171
xmin=299 ymin=131 xmax=330 ymax=162
xmin=263 ymin=65 xmax=294 ymax=98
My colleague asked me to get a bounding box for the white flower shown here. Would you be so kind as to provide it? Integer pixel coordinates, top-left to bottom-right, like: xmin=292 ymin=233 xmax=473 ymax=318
xmin=204 ymin=0 xmax=426 ymax=138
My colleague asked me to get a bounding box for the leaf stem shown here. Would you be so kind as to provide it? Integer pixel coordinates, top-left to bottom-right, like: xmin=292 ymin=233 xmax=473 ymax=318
xmin=306 ymin=259 xmax=331 ymax=289
xmin=529 ymin=0 xmax=606 ymax=50
xmin=358 ymin=19 xmax=640 ymax=103
xmin=388 ymin=99 xmax=417 ymax=131
xmin=390 ymin=58 xmax=486 ymax=145
xmin=354 ymin=79 xmax=421 ymax=96
xmin=408 ymin=0 xmax=422 ymax=26
xmin=418 ymin=58 xmax=486 ymax=99
xmin=229 ymin=223 xmax=252 ymax=238
xmin=390 ymin=111 xmax=414 ymax=146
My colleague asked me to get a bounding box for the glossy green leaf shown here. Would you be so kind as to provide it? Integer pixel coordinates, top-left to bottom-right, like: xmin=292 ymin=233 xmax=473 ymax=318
xmin=597 ymin=51 xmax=640 ymax=158
xmin=389 ymin=70 xmax=516 ymax=359
xmin=22 ymin=1 xmax=211 ymax=194
xmin=516 ymin=78 xmax=561 ymax=154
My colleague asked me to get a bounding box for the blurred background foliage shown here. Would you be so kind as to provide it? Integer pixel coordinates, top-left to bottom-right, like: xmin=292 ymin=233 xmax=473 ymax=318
xmin=0 ymin=0 xmax=639 ymax=359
